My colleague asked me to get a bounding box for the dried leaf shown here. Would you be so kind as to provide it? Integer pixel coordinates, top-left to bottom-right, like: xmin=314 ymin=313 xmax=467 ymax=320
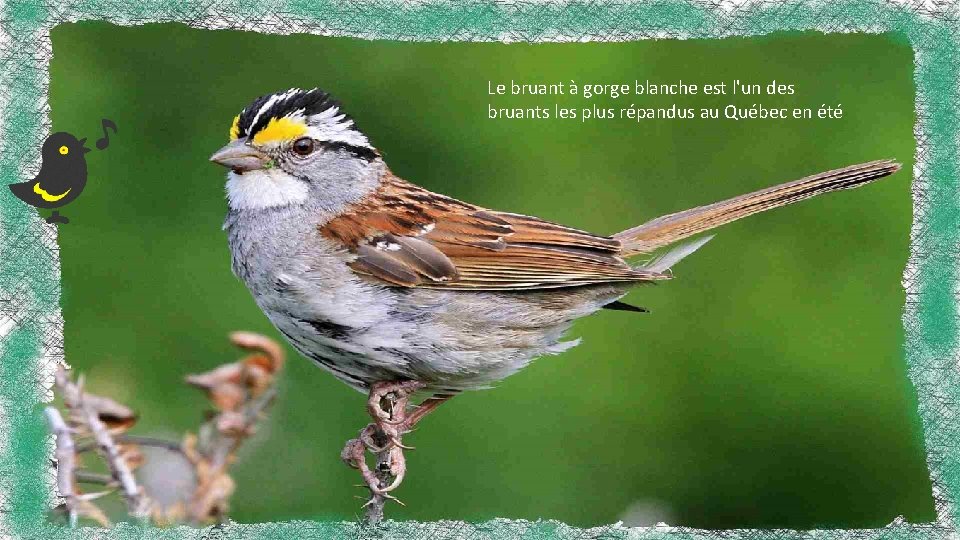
xmin=73 ymin=497 xmax=113 ymax=527
xmin=243 ymin=362 xmax=273 ymax=396
xmin=152 ymin=501 xmax=187 ymax=527
xmin=230 ymin=332 xmax=284 ymax=372
xmin=190 ymin=472 xmax=236 ymax=524
xmin=211 ymin=383 xmax=246 ymax=412
xmin=120 ymin=443 xmax=145 ymax=470
xmin=82 ymin=393 xmax=137 ymax=431
xmin=185 ymin=363 xmax=243 ymax=390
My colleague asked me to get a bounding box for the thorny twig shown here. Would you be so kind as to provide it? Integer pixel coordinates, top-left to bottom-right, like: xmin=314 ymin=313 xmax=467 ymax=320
xmin=76 ymin=434 xmax=186 ymax=454
xmin=366 ymin=424 xmax=401 ymax=523
xmin=45 ymin=407 xmax=84 ymax=527
xmin=81 ymin=393 xmax=150 ymax=520
xmin=74 ymin=471 xmax=116 ymax=486
xmin=342 ymin=420 xmax=398 ymax=524
xmin=46 ymin=331 xmax=284 ymax=527
xmin=44 ymin=406 xmax=115 ymax=527
xmin=54 ymin=366 xmax=149 ymax=521
xmin=183 ymin=331 xmax=285 ymax=524
xmin=51 ymin=366 xmax=146 ymax=525
xmin=115 ymin=435 xmax=187 ymax=452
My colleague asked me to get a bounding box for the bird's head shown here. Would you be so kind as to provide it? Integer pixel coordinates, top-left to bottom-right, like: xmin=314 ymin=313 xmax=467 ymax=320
xmin=210 ymin=88 xmax=382 ymax=213
xmin=43 ymin=132 xmax=91 ymax=160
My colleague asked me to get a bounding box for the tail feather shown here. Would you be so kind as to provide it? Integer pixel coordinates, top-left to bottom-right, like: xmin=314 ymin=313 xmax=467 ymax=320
xmin=641 ymin=235 xmax=714 ymax=273
xmin=614 ymin=159 xmax=901 ymax=256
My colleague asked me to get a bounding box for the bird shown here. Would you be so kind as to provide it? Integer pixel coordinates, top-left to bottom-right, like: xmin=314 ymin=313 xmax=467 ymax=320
xmin=210 ymin=87 xmax=901 ymax=504
xmin=9 ymin=131 xmax=91 ymax=224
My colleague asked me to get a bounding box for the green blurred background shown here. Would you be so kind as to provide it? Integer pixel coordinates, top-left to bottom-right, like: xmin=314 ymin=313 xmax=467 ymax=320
xmin=46 ymin=23 xmax=931 ymax=527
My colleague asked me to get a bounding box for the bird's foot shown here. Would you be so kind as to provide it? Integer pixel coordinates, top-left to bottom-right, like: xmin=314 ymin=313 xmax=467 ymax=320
xmin=367 ymin=382 xmax=450 ymax=448
xmin=366 ymin=380 xmax=425 ymax=427
xmin=341 ymin=424 xmax=407 ymax=496
xmin=342 ymin=382 xmax=452 ymax=514
xmin=45 ymin=211 xmax=69 ymax=224
xmin=341 ymin=436 xmax=379 ymax=489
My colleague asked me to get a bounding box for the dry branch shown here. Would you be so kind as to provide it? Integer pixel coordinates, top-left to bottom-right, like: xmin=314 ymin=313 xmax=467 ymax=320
xmin=75 ymin=471 xmax=116 ymax=486
xmin=81 ymin=394 xmax=149 ymax=519
xmin=46 ymin=331 xmax=284 ymax=527
xmin=54 ymin=366 xmax=149 ymax=521
xmin=183 ymin=331 xmax=284 ymax=524
xmin=45 ymin=406 xmax=83 ymax=527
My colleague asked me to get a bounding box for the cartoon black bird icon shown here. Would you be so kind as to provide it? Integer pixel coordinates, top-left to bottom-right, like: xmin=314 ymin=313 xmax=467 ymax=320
xmin=9 ymin=131 xmax=92 ymax=224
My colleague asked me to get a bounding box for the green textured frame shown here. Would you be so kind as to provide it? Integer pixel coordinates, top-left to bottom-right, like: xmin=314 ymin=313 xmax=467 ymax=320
xmin=0 ymin=1 xmax=956 ymax=538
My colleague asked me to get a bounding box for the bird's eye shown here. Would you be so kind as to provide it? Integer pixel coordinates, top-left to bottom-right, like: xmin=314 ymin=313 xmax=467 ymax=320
xmin=58 ymin=145 xmax=69 ymax=155
xmin=292 ymin=137 xmax=315 ymax=156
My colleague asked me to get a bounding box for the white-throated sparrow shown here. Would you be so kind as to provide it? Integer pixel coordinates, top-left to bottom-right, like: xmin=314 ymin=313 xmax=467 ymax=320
xmin=210 ymin=87 xmax=900 ymax=504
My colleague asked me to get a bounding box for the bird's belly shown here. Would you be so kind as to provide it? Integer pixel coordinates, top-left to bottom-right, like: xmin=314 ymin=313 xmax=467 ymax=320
xmin=380 ymin=285 xmax=628 ymax=390
xmin=260 ymin=271 xmax=627 ymax=392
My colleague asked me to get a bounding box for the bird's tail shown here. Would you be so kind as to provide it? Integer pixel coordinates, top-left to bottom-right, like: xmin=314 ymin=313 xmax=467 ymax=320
xmin=615 ymin=159 xmax=901 ymax=258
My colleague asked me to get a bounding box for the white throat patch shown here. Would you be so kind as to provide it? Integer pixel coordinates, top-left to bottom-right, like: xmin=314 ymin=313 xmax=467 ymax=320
xmin=226 ymin=169 xmax=309 ymax=211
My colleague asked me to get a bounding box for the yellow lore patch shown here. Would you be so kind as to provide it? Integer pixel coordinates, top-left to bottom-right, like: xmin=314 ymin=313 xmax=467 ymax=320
xmin=229 ymin=115 xmax=240 ymax=141
xmin=252 ymin=116 xmax=308 ymax=145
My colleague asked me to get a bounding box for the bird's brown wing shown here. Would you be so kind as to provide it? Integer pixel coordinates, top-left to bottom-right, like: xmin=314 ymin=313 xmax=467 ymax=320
xmin=319 ymin=172 xmax=666 ymax=290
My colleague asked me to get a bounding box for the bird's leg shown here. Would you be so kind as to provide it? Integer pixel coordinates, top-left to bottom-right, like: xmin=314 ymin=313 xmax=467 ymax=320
xmin=343 ymin=382 xmax=420 ymax=499
xmin=46 ymin=211 xmax=69 ymax=224
xmin=342 ymin=381 xmax=454 ymax=521
xmin=366 ymin=382 xmax=452 ymax=447
xmin=364 ymin=394 xmax=451 ymax=494
xmin=401 ymin=395 xmax=451 ymax=432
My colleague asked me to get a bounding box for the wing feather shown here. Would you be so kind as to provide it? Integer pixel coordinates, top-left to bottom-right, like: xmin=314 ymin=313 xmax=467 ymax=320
xmin=319 ymin=171 xmax=665 ymax=290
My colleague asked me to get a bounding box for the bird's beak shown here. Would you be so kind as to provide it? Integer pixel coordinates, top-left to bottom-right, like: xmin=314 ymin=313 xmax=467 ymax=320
xmin=79 ymin=138 xmax=91 ymax=154
xmin=209 ymin=140 xmax=270 ymax=173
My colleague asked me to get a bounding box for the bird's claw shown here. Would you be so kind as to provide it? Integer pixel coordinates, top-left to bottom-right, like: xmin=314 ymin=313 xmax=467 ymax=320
xmin=389 ymin=436 xmax=414 ymax=450
xmin=344 ymin=425 xmax=408 ymax=498
xmin=378 ymin=445 xmax=406 ymax=492
xmin=359 ymin=424 xmax=391 ymax=453
xmin=362 ymin=492 xmax=404 ymax=507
